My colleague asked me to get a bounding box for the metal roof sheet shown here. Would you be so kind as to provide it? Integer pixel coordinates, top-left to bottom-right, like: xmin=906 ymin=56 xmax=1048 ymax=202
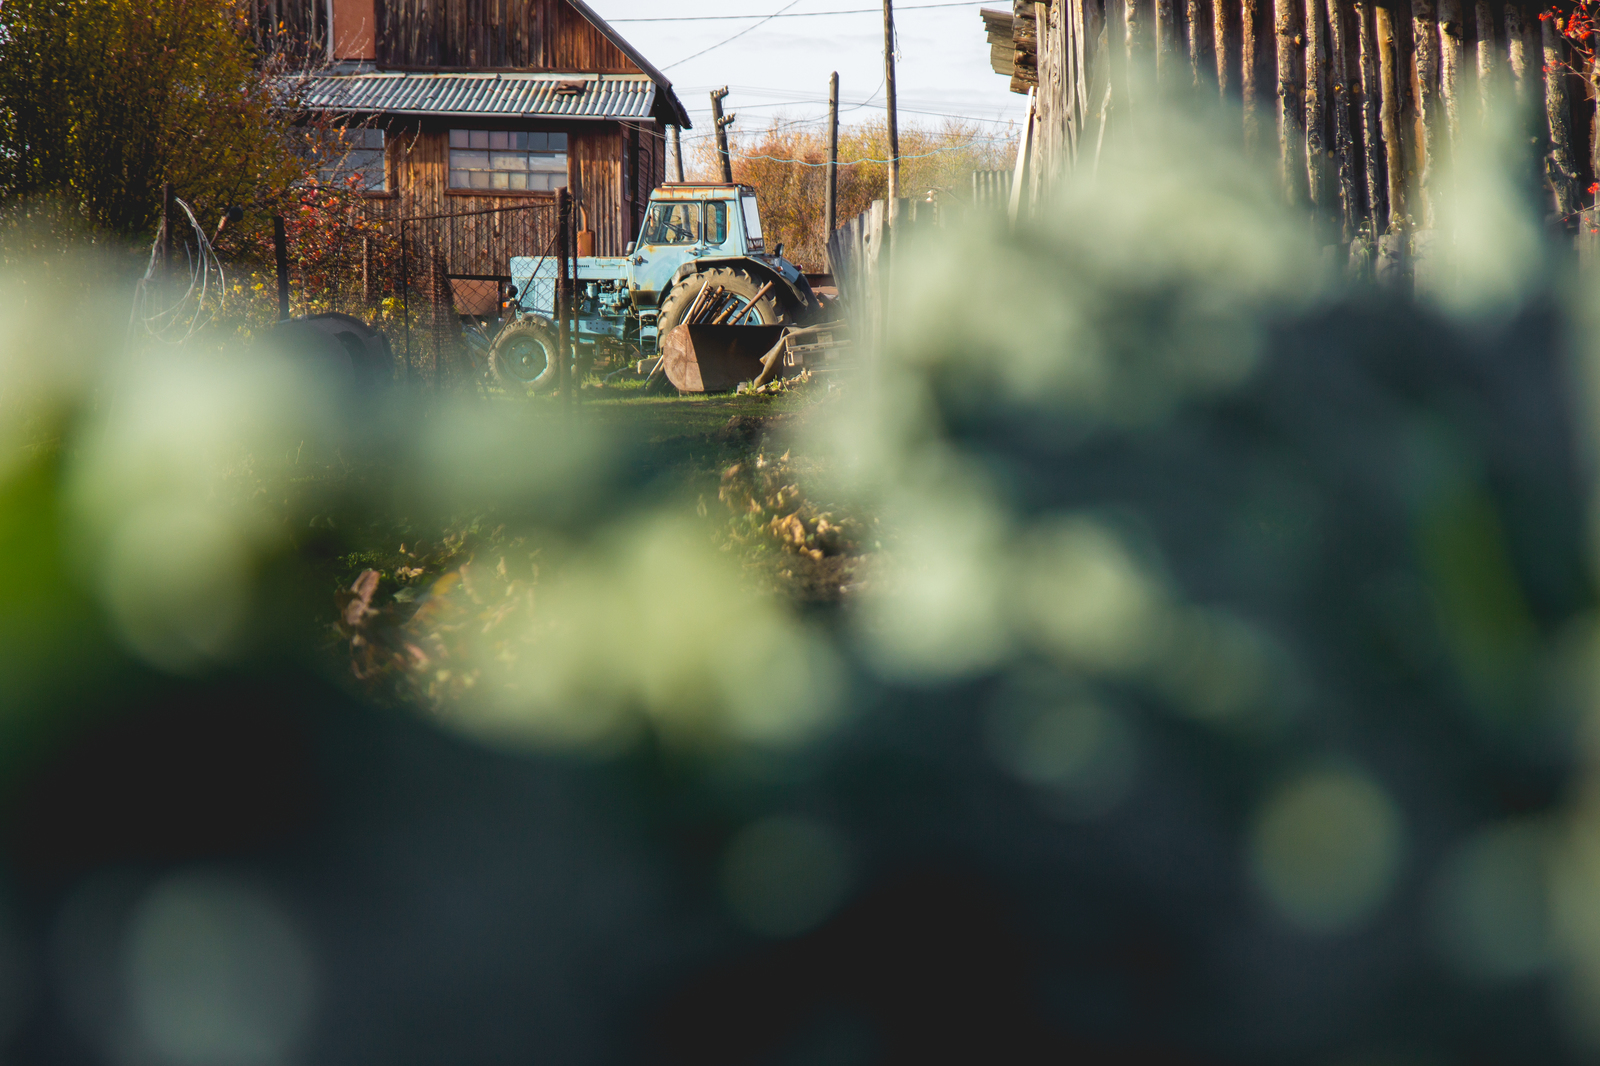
xmin=297 ymin=72 xmax=659 ymax=121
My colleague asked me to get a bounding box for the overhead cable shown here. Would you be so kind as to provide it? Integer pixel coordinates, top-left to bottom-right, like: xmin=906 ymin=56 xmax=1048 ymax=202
xmin=660 ymin=0 xmax=806 ymax=69
xmin=614 ymin=2 xmax=977 ymax=20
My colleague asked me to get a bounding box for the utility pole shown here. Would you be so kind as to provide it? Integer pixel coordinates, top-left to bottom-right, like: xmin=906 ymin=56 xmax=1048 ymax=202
xmin=883 ymin=0 xmax=900 ymax=213
xmin=825 ymin=72 xmax=839 ymax=267
xmin=671 ymin=124 xmax=685 ymax=182
xmin=710 ymin=87 xmax=736 ymax=184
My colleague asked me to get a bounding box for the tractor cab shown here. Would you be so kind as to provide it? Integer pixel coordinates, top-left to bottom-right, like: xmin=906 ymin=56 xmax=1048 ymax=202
xmin=629 ymin=183 xmax=768 ymax=310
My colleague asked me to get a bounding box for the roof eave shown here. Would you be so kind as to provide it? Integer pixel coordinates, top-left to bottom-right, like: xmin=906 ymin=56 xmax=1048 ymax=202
xmin=560 ymin=0 xmax=693 ymax=127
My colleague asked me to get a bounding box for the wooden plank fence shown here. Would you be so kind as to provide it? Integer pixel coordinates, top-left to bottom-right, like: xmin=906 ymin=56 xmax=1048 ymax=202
xmin=989 ymin=0 xmax=1600 ymax=252
xmin=826 ymin=198 xmax=943 ymax=352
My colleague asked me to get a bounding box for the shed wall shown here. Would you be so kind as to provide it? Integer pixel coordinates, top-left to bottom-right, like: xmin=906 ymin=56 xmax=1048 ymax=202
xmin=382 ymin=120 xmax=661 ymax=267
xmin=374 ymin=0 xmax=640 ymax=70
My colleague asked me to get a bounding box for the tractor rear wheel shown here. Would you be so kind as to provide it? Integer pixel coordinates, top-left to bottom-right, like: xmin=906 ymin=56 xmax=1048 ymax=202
xmin=489 ymin=317 xmax=559 ymax=391
xmin=656 ymin=267 xmax=790 ymax=335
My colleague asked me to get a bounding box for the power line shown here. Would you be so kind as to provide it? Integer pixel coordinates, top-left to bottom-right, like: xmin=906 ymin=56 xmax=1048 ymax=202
xmin=660 ymin=0 xmax=806 ymax=70
xmin=680 ymin=102 xmax=1021 ymax=126
xmin=613 ymin=1 xmax=977 ymax=21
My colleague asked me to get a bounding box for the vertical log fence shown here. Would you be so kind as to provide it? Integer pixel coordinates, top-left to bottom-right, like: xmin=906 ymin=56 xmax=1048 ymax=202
xmin=990 ymin=0 xmax=1600 ymax=265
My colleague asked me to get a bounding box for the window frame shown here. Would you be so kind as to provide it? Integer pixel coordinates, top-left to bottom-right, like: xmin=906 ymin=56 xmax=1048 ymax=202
xmin=639 ymin=200 xmax=703 ymax=245
xmin=446 ymin=128 xmax=569 ymax=197
xmin=310 ymin=125 xmax=390 ymax=195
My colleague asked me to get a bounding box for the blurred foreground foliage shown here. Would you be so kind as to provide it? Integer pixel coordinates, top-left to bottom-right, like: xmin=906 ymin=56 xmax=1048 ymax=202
xmin=2 ymin=86 xmax=1600 ymax=1065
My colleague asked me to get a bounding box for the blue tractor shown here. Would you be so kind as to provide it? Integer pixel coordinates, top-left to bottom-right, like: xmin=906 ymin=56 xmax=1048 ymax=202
xmin=488 ymin=182 xmax=822 ymax=390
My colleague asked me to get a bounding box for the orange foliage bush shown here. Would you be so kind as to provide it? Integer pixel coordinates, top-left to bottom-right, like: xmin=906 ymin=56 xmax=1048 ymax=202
xmin=690 ymin=118 xmax=1017 ymax=272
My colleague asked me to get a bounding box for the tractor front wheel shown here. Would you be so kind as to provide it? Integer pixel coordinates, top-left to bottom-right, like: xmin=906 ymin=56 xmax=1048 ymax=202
xmin=656 ymin=267 xmax=790 ymax=335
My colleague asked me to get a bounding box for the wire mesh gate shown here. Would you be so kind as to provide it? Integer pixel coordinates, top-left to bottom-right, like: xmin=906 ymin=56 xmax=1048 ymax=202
xmin=258 ymin=199 xmax=559 ymax=389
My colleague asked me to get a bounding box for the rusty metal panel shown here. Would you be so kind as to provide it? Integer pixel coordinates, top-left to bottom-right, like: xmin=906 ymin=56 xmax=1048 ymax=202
xmin=660 ymin=325 xmax=787 ymax=393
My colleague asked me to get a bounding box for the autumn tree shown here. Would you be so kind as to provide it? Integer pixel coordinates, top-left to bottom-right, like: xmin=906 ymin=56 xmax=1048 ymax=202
xmin=0 ymin=0 xmax=301 ymax=238
xmin=694 ymin=118 xmax=1017 ymax=271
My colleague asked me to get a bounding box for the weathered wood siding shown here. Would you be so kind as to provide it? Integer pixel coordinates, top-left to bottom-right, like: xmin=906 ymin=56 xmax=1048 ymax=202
xmin=1020 ymin=0 xmax=1600 ymax=243
xmin=379 ymin=120 xmax=662 ymax=266
xmin=253 ymin=0 xmax=644 ymax=71
xmin=373 ymin=0 xmax=640 ymax=70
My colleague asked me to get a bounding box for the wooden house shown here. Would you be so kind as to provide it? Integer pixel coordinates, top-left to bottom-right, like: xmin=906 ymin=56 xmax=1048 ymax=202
xmin=253 ymin=0 xmax=691 ymax=284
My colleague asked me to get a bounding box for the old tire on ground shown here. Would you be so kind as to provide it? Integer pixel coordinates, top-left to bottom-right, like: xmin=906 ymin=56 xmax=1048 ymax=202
xmin=490 ymin=318 xmax=558 ymax=390
xmin=656 ymin=266 xmax=791 ymax=335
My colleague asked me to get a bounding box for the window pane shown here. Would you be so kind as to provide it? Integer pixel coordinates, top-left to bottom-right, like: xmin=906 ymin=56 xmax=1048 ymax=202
xmin=549 ymin=132 xmax=567 ymax=150
xmin=740 ymin=196 xmax=763 ymax=239
xmin=448 ymin=130 xmax=565 ymax=193
xmin=705 ymin=202 xmax=727 ymax=244
xmin=641 ymin=202 xmax=700 ymax=245
xmin=449 ymin=129 xmax=467 ymax=148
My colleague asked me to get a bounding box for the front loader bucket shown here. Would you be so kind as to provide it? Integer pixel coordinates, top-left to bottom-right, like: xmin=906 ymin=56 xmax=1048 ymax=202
xmin=660 ymin=324 xmax=787 ymax=393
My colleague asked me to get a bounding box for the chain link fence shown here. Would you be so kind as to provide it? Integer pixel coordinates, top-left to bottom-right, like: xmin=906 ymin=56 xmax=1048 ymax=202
xmin=232 ymin=199 xmax=559 ymax=389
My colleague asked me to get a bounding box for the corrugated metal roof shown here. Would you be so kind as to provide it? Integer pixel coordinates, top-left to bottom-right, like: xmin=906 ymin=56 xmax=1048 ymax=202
xmin=297 ymin=72 xmax=659 ymax=121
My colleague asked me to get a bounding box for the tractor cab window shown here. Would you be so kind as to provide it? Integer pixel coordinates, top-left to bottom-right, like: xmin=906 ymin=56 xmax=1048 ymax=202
xmin=739 ymin=195 xmax=764 ymax=253
xmin=641 ymin=202 xmax=700 ymax=245
xmin=705 ymin=202 xmax=729 ymax=245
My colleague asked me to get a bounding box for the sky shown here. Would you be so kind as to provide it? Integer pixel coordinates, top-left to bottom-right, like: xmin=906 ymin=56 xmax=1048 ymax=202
xmin=586 ymin=0 xmax=1029 ymax=158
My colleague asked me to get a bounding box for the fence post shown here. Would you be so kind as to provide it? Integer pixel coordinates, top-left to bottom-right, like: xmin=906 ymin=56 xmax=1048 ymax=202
xmin=825 ymin=72 xmax=839 ymax=271
xmin=567 ymin=194 xmax=580 ymax=412
xmin=162 ymin=182 xmax=174 ymax=284
xmin=272 ymin=214 xmax=289 ymax=321
xmin=401 ymin=218 xmax=411 ymax=387
xmin=556 ymin=188 xmax=571 ymax=412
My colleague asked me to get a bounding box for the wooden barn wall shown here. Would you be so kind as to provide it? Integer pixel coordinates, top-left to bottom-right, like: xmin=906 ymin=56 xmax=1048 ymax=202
xmin=252 ymin=0 xmax=643 ymax=70
xmin=372 ymin=0 xmax=641 ymax=70
xmin=375 ymin=123 xmax=657 ymax=274
xmin=573 ymin=127 xmax=626 ymax=255
xmin=616 ymin=121 xmax=667 ymax=241
xmin=1021 ymin=0 xmax=1597 ymax=243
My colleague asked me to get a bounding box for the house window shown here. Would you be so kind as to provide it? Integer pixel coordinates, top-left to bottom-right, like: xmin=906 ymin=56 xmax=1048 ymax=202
xmin=314 ymin=127 xmax=386 ymax=191
xmin=449 ymin=130 xmax=567 ymax=192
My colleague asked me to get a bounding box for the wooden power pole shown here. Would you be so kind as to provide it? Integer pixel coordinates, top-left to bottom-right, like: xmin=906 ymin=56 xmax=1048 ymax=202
xmin=710 ymin=88 xmax=735 ymax=184
xmin=671 ymin=125 xmax=685 ymax=182
xmin=883 ymin=0 xmax=900 ymax=211
xmin=825 ymin=72 xmax=840 ymax=264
